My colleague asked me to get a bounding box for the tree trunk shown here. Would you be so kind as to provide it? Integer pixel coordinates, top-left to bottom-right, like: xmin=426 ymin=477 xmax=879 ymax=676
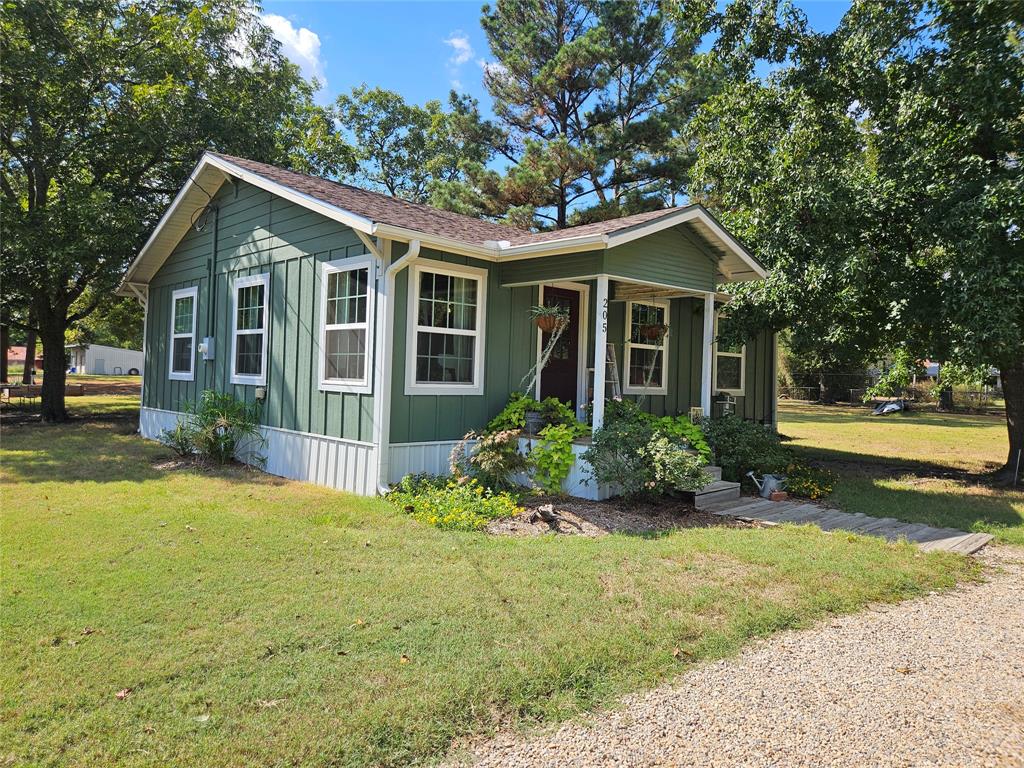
xmin=39 ymin=321 xmax=69 ymax=422
xmin=22 ymin=329 xmax=36 ymax=384
xmin=0 ymin=323 xmax=8 ymax=384
xmin=997 ymin=357 xmax=1024 ymax=483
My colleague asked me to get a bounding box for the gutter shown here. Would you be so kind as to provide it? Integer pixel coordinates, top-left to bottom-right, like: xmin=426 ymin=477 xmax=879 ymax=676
xmin=374 ymin=239 xmax=421 ymax=494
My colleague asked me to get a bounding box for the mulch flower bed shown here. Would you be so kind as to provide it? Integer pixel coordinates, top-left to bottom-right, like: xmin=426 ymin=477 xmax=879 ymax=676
xmin=487 ymin=495 xmax=760 ymax=538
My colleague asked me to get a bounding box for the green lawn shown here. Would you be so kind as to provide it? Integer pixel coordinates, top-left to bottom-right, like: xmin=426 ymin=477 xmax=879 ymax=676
xmin=1 ymin=419 xmax=976 ymax=768
xmin=779 ymin=401 xmax=1024 ymax=546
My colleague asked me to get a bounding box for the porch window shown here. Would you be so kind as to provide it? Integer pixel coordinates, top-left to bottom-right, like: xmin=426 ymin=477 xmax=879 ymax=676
xmin=320 ymin=256 xmax=374 ymax=393
xmin=168 ymin=286 xmax=198 ymax=381
xmin=406 ymin=262 xmax=487 ymax=396
xmin=713 ymin=313 xmax=745 ymax=395
xmin=230 ymin=273 xmax=269 ymax=385
xmin=624 ymin=300 xmax=669 ymax=394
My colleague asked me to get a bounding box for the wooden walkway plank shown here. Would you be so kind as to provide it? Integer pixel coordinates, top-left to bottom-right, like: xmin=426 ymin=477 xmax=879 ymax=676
xmin=706 ymin=497 xmax=992 ymax=555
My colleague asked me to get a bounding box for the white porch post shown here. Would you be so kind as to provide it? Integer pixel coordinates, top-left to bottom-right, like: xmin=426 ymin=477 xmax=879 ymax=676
xmin=592 ymin=276 xmax=609 ymax=430
xmin=701 ymin=292 xmax=715 ymax=417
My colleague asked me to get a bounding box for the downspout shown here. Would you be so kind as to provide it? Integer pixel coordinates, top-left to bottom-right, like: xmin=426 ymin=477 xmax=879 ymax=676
xmin=374 ymin=238 xmax=421 ymax=494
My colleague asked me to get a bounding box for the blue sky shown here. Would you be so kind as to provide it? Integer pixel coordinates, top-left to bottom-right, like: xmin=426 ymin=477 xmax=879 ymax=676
xmin=261 ymin=1 xmax=852 ymax=109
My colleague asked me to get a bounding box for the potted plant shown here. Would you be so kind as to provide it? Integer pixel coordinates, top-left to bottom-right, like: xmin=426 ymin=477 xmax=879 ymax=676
xmin=530 ymin=304 xmax=569 ymax=334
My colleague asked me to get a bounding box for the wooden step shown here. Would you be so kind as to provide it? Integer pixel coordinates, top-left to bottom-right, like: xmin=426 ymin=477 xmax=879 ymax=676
xmin=682 ymin=479 xmax=741 ymax=508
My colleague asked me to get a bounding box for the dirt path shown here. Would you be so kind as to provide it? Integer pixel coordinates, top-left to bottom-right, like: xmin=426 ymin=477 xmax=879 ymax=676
xmin=450 ymin=547 xmax=1024 ymax=768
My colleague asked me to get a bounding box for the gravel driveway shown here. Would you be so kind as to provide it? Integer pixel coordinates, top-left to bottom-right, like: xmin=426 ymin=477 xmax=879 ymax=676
xmin=451 ymin=547 xmax=1024 ymax=768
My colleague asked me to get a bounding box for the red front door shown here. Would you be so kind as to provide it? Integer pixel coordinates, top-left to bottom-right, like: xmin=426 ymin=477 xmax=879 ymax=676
xmin=539 ymin=287 xmax=580 ymax=407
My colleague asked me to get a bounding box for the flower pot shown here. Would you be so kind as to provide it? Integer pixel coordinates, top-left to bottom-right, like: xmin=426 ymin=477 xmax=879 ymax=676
xmin=640 ymin=323 xmax=668 ymax=341
xmin=535 ymin=315 xmax=563 ymax=334
xmin=524 ymin=410 xmax=547 ymax=435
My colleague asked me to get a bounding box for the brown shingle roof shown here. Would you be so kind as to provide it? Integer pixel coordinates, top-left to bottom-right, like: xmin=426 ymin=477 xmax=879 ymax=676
xmin=504 ymin=207 xmax=692 ymax=245
xmin=211 ymin=153 xmax=529 ymax=245
xmin=210 ymin=153 xmax=691 ymax=248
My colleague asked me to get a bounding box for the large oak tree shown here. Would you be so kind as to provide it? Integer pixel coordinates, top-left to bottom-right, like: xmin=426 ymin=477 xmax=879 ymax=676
xmin=692 ymin=0 xmax=1024 ymax=477
xmin=1 ymin=0 xmax=336 ymax=421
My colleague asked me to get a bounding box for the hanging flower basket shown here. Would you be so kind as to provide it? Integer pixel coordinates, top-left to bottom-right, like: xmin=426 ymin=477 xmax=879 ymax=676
xmin=535 ymin=314 xmax=565 ymax=333
xmin=530 ymin=305 xmax=569 ymax=334
xmin=640 ymin=322 xmax=668 ymax=341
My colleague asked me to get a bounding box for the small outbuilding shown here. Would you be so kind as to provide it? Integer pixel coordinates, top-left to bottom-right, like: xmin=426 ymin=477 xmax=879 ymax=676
xmin=66 ymin=343 xmax=144 ymax=376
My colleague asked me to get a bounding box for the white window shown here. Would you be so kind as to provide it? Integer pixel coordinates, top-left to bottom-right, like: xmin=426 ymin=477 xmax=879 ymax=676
xmin=230 ymin=273 xmax=269 ymax=386
xmin=713 ymin=313 xmax=746 ymax=395
xmin=623 ymin=300 xmax=669 ymax=395
xmin=406 ymin=261 xmax=487 ymax=396
xmin=319 ymin=256 xmax=375 ymax=393
xmin=168 ymin=286 xmax=198 ymax=381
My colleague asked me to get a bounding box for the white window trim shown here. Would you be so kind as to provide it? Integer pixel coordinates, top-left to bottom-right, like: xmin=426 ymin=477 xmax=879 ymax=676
xmin=405 ymin=260 xmax=487 ymax=396
xmin=623 ymin=299 xmax=670 ymax=395
xmin=168 ymin=286 xmax=198 ymax=382
xmin=230 ymin=272 xmax=270 ymax=386
xmin=319 ymin=255 xmax=376 ymax=394
xmin=712 ymin=311 xmax=746 ymax=396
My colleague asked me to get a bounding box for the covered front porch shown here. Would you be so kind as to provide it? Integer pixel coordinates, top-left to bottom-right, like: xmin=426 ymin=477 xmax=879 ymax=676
xmin=516 ymin=275 xmax=726 ymax=432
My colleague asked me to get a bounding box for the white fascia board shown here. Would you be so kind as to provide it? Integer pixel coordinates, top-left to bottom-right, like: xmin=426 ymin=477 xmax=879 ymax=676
xmin=496 ymin=234 xmax=608 ymax=260
xmin=603 ymin=207 xmax=767 ymax=279
xmin=119 ymin=155 xmax=213 ymax=290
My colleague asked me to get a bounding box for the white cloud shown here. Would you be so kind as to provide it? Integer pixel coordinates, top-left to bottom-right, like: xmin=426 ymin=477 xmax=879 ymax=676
xmin=479 ymin=59 xmax=507 ymax=80
xmin=444 ymin=32 xmax=474 ymax=65
xmin=262 ymin=14 xmax=327 ymax=89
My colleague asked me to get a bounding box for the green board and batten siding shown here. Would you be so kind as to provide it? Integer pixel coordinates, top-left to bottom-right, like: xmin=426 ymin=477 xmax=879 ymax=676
xmin=499 ymin=227 xmax=717 ymax=293
xmin=604 ymin=226 xmax=717 ymax=292
xmin=143 ymin=180 xmax=374 ymax=442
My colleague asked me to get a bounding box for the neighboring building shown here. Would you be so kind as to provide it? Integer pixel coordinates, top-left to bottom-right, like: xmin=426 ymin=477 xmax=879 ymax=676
xmin=119 ymin=152 xmax=775 ymax=497
xmin=6 ymin=346 xmax=44 ymax=371
xmin=66 ymin=343 xmax=144 ymax=375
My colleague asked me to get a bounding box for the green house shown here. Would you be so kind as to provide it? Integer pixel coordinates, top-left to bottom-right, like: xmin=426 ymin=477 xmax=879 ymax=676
xmin=119 ymin=153 xmax=774 ymax=498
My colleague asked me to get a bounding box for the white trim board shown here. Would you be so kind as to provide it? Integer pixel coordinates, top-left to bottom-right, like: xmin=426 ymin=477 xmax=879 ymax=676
xmin=318 ymin=254 xmax=376 ymax=394
xmin=168 ymin=286 xmax=198 ymax=381
xmin=404 ymin=259 xmax=488 ymax=396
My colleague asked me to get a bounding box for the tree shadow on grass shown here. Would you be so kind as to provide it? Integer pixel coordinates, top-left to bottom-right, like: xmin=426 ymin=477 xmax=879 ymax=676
xmin=779 ymin=403 xmax=1005 ymax=429
xmin=789 ymin=444 xmax=1004 ymax=480
xmin=829 ymin=472 xmax=1024 ymax=544
xmin=0 ymin=420 xmax=290 ymax=488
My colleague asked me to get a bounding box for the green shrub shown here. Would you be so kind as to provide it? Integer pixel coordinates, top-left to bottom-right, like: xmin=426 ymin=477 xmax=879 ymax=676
xmin=184 ymin=390 xmax=266 ymax=466
xmin=647 ymin=435 xmax=714 ymax=494
xmin=450 ymin=429 xmax=527 ymax=492
xmin=585 ymin=399 xmax=717 ymax=499
xmin=159 ymin=420 xmax=195 ymax=458
xmin=528 ymin=422 xmax=583 ymax=494
xmin=582 ymin=413 xmax=655 ymax=498
xmin=387 ymin=475 xmax=522 ymax=531
xmin=583 ymin=416 xmax=712 ymax=499
xmin=702 ymin=414 xmax=788 ymax=483
xmin=652 ymin=415 xmax=711 ymax=461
